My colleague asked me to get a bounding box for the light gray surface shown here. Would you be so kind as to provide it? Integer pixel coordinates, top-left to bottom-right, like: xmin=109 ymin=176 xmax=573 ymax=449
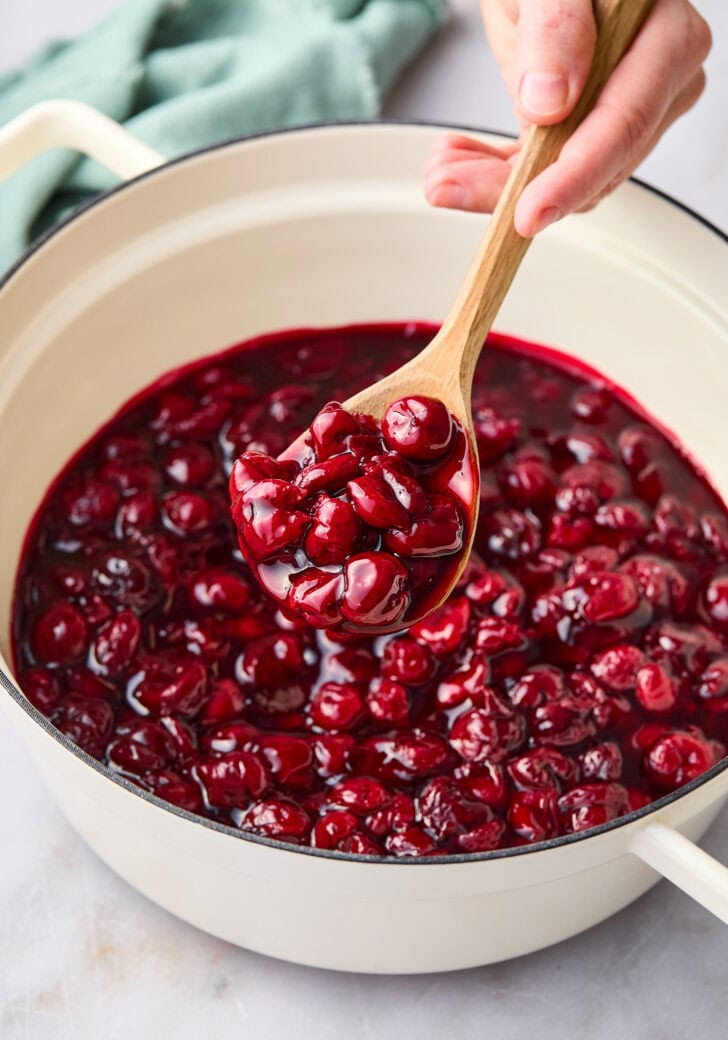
xmin=1 ymin=2 xmax=727 ymax=1037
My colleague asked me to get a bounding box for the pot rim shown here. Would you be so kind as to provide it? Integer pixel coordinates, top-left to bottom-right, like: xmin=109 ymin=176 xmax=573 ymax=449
xmin=1 ymin=118 xmax=727 ymax=867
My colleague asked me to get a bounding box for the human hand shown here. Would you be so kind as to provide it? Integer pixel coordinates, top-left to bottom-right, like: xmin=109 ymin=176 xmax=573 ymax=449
xmin=424 ymin=0 xmax=711 ymax=236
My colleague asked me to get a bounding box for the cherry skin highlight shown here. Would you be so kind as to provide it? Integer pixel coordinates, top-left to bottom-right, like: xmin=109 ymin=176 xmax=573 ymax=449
xmin=12 ymin=323 xmax=728 ymax=858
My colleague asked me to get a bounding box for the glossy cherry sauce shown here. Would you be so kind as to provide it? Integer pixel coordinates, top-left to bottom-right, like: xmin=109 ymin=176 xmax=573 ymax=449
xmin=12 ymin=324 xmax=728 ymax=857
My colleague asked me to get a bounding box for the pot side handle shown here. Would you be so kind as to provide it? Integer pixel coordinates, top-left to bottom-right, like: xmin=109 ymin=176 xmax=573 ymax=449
xmin=631 ymin=822 xmax=728 ymax=924
xmin=0 ymin=100 xmax=165 ymax=183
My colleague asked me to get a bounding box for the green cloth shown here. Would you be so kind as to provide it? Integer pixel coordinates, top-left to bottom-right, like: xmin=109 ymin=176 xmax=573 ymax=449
xmin=0 ymin=0 xmax=446 ymax=271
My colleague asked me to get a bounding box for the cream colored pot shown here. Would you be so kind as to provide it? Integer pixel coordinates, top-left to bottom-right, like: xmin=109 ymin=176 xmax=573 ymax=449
xmin=0 ymin=101 xmax=727 ymax=974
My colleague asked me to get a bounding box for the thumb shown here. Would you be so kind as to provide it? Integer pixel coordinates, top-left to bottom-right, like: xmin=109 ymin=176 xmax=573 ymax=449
xmin=515 ymin=0 xmax=597 ymax=125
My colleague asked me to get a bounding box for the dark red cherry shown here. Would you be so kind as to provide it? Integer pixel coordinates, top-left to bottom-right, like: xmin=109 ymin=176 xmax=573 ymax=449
xmin=32 ymin=602 xmax=89 ymax=665
xmin=341 ymin=553 xmax=410 ymax=629
xmin=382 ymin=396 xmax=453 ymax=461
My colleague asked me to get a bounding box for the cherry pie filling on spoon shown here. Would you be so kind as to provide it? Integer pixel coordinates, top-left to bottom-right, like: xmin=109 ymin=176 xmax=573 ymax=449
xmin=13 ymin=324 xmax=728 ymax=856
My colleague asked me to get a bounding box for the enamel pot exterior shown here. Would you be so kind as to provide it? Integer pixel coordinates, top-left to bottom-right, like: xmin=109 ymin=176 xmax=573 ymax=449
xmin=0 ymin=109 xmax=727 ymax=973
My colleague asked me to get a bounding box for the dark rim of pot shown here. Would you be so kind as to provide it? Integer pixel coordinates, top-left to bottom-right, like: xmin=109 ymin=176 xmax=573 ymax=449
xmin=1 ymin=119 xmax=726 ymax=866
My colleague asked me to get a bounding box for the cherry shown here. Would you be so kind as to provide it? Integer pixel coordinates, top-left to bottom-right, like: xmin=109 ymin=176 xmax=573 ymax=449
xmin=643 ymin=729 xmax=722 ymax=790
xmin=508 ymin=748 xmax=577 ymax=792
xmin=341 ymin=553 xmax=410 ymax=629
xmin=107 ymin=718 xmax=176 ymax=774
xmin=116 ymin=491 xmax=158 ymax=536
xmin=310 ymin=403 xmax=360 ymax=458
xmin=351 ymin=731 xmax=452 ymax=783
xmin=508 ymin=789 xmax=560 ymax=842
xmin=324 ymin=647 xmax=378 ymax=685
xmin=92 ymin=552 xmax=158 ymax=611
xmin=100 ymin=433 xmax=149 ymax=463
xmin=472 ymin=406 xmax=520 ymax=463
xmin=129 ymin=655 xmax=208 ymax=717
xmin=418 ymin=776 xmax=497 ymax=842
xmin=385 ymin=826 xmax=437 ymax=856
xmin=295 ymin=453 xmax=360 ymax=495
xmin=312 ymin=810 xmax=359 ymax=850
xmin=195 ymin=751 xmax=268 ymax=807
xmin=571 ymin=386 xmax=611 ymax=423
xmin=371 ymin=458 xmax=428 ymax=515
xmin=381 ymin=396 xmax=453 ymax=461
xmin=238 ymin=633 xmax=307 ymax=687
xmin=190 ymin=569 xmax=250 ymax=611
xmin=328 ymin=776 xmax=391 ymax=814
xmin=457 ymin=818 xmax=506 ymax=852
xmin=163 ymin=492 xmax=216 ymax=535
xmin=384 ymin=495 xmax=463 ymax=557
xmin=582 ymin=572 xmax=641 ymax=624
xmin=304 ymin=496 xmax=359 ymax=566
xmin=380 ymin=638 xmax=434 ymax=686
xmin=32 ymin=602 xmax=89 ymax=665
xmin=91 ymin=610 xmax=141 ymax=676
xmin=635 ymin=663 xmax=676 ymax=712
xmin=449 ymin=707 xmax=525 ymax=764
xmin=366 ymin=677 xmax=410 ymax=725
xmin=618 ymin=424 xmax=662 ymax=472
xmin=698 ymin=658 xmax=728 ymax=704
xmin=64 ymin=480 xmax=119 ymax=527
xmin=288 ymin=570 xmax=345 ymax=628
xmin=580 ymin=742 xmax=623 ymax=781
xmin=144 ymin=769 xmax=203 ymax=813
xmin=309 ymin=682 xmax=364 ymax=731
xmin=500 ymin=457 xmax=556 ymax=509
xmin=312 ymin=734 xmax=354 ymax=778
xmin=258 ymin=734 xmax=313 ymax=788
xmin=54 ymin=696 xmax=114 ymax=757
xmin=199 ymin=679 xmax=246 ymax=724
xmin=409 ymin=597 xmax=471 ymax=658
xmin=701 ymin=513 xmax=728 ymax=558
xmin=484 ymin=508 xmax=542 ymax=559
xmin=339 ymin=832 xmax=383 ymax=856
xmin=619 ymin=555 xmax=690 ymax=615
xmin=558 ymin=782 xmax=629 ymax=832
xmin=243 ymin=798 xmax=310 ymax=840
xmin=164 ymin=444 xmax=215 ymax=486
xmin=705 ymin=573 xmax=728 ymax=631
xmin=591 ymin=645 xmax=646 ymax=691
xmin=267 ymin=385 xmax=316 ymax=424
xmin=23 ymin=668 xmax=62 ymax=712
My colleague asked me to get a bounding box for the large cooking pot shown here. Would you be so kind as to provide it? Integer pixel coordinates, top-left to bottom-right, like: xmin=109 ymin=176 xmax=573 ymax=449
xmin=1 ymin=101 xmax=727 ymax=974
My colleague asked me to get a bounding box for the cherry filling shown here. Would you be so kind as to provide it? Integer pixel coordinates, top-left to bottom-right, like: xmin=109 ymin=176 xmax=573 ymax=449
xmin=229 ymin=396 xmax=475 ymax=633
xmin=12 ymin=324 xmax=728 ymax=858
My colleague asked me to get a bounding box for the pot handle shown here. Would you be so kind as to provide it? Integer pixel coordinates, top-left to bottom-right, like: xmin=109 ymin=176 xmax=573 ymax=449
xmin=631 ymin=822 xmax=728 ymax=923
xmin=0 ymin=99 xmax=165 ymax=183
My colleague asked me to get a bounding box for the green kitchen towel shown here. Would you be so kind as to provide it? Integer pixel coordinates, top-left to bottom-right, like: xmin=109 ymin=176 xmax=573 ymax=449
xmin=0 ymin=0 xmax=446 ymax=272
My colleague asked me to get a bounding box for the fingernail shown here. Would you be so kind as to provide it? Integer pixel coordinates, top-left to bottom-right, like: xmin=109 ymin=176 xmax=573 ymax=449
xmin=532 ymin=205 xmax=563 ymax=234
xmin=430 ymin=181 xmax=470 ymax=210
xmin=519 ymin=72 xmax=569 ymax=118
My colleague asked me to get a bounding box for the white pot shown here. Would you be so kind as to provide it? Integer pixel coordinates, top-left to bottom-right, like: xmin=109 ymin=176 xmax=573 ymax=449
xmin=0 ymin=101 xmax=727 ymax=974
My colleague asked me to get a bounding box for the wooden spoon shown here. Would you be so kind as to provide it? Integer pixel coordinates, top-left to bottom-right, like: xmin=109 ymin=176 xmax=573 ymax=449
xmin=337 ymin=0 xmax=657 ymax=605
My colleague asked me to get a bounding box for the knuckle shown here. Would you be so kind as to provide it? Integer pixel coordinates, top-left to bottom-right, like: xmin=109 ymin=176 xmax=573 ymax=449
xmin=603 ymin=99 xmax=652 ymax=160
xmin=685 ymin=5 xmax=713 ymax=63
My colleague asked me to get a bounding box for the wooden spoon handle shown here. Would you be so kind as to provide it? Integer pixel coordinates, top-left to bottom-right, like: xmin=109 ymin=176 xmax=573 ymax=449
xmin=437 ymin=0 xmax=658 ymax=387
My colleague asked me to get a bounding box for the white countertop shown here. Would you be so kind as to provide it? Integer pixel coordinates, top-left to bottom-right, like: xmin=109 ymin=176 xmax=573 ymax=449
xmin=2 ymin=2 xmax=727 ymax=1037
